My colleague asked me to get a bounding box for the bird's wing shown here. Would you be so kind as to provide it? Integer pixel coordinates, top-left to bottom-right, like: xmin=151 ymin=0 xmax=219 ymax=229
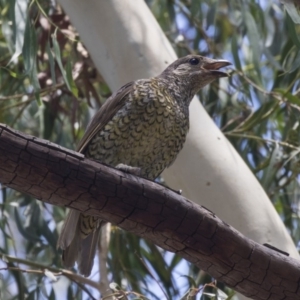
xmin=76 ymin=81 xmax=135 ymax=153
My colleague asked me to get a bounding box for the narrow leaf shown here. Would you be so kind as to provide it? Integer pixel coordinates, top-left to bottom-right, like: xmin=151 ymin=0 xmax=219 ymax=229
xmin=66 ymin=58 xmax=78 ymax=97
xmin=261 ymin=143 xmax=282 ymax=192
xmin=22 ymin=19 xmax=40 ymax=92
xmin=52 ymin=31 xmax=77 ymax=97
xmin=46 ymin=41 xmax=56 ymax=85
xmin=237 ymin=100 xmax=279 ymax=132
xmin=231 ymin=35 xmax=242 ymax=71
xmin=263 ymin=48 xmax=282 ymax=71
xmin=286 ymin=13 xmax=300 ymax=50
xmin=283 ymin=0 xmax=300 ymax=24
xmin=8 ymin=0 xmax=28 ymax=64
xmin=244 ymin=10 xmax=262 ymax=80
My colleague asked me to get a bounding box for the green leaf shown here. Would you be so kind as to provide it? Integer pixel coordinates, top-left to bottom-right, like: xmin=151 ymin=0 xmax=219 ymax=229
xmin=275 ymin=89 xmax=300 ymax=105
xmin=231 ymin=35 xmax=242 ymax=71
xmin=8 ymin=0 xmax=28 ymax=64
xmin=22 ymin=18 xmax=40 ymax=93
xmin=236 ymin=100 xmax=279 ymax=132
xmin=14 ymin=208 xmax=41 ymax=242
xmin=66 ymin=58 xmax=78 ymax=97
xmin=286 ymin=13 xmax=300 ymax=50
xmin=283 ymin=0 xmax=300 ymax=24
xmin=52 ymin=31 xmax=78 ymax=97
xmin=264 ymin=12 xmax=275 ymax=47
xmin=35 ymin=92 xmax=42 ymax=106
xmin=263 ymin=48 xmax=282 ymax=71
xmin=52 ymin=31 xmax=66 ymax=77
xmin=260 ymin=143 xmax=282 ymax=190
xmin=46 ymin=41 xmax=56 ymax=85
xmin=243 ymin=10 xmax=262 ymax=80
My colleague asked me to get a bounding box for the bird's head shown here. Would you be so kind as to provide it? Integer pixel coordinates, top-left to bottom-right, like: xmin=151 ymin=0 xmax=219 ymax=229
xmin=159 ymin=55 xmax=231 ymax=99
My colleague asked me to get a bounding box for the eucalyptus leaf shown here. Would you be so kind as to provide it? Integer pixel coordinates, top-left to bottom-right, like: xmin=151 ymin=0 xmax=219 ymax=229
xmin=52 ymin=32 xmax=78 ymax=97
xmin=258 ymin=144 xmax=282 ymax=189
xmin=244 ymin=10 xmax=262 ymax=81
xmin=231 ymin=35 xmax=242 ymax=71
xmin=286 ymin=13 xmax=300 ymax=50
xmin=263 ymin=47 xmax=282 ymax=71
xmin=66 ymin=58 xmax=78 ymax=97
xmin=22 ymin=18 xmax=40 ymax=96
xmin=8 ymin=0 xmax=28 ymax=64
xmin=46 ymin=41 xmax=56 ymax=85
xmin=283 ymin=0 xmax=300 ymax=24
xmin=13 ymin=208 xmax=41 ymax=242
xmin=236 ymin=100 xmax=279 ymax=132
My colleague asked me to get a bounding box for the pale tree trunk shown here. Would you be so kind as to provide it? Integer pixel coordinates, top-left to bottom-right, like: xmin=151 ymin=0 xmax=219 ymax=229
xmin=56 ymin=0 xmax=299 ymax=298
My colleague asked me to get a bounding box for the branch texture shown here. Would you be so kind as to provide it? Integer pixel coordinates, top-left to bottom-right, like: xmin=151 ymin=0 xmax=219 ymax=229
xmin=0 ymin=123 xmax=299 ymax=300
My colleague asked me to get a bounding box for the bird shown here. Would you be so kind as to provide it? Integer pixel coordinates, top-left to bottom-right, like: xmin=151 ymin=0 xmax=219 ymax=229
xmin=57 ymin=55 xmax=231 ymax=276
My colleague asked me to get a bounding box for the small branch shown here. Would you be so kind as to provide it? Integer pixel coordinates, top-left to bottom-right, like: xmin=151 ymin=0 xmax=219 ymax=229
xmin=233 ymin=69 xmax=300 ymax=114
xmin=173 ymin=0 xmax=215 ymax=53
xmin=225 ymin=132 xmax=300 ymax=151
xmin=1 ymin=254 xmax=100 ymax=289
xmin=1 ymin=266 xmax=48 ymax=275
xmin=0 ymin=83 xmax=65 ymax=102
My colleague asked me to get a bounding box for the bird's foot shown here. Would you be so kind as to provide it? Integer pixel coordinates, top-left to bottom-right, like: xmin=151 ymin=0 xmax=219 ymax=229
xmin=116 ymin=163 xmax=142 ymax=176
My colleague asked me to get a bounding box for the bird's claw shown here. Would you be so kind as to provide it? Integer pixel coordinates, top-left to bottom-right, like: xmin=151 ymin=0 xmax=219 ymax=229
xmin=116 ymin=163 xmax=142 ymax=176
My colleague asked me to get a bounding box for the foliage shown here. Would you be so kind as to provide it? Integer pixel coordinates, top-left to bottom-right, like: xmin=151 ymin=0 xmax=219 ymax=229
xmin=0 ymin=0 xmax=300 ymax=299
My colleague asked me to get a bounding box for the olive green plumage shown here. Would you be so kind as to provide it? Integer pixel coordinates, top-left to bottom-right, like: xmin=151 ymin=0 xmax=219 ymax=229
xmin=57 ymin=55 xmax=230 ymax=276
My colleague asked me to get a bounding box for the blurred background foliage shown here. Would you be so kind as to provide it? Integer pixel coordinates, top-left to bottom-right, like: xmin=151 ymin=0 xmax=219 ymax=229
xmin=0 ymin=0 xmax=300 ymax=299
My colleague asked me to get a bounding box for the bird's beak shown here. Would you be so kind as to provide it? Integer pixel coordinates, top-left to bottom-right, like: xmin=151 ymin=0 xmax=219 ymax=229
xmin=203 ymin=59 xmax=231 ymax=77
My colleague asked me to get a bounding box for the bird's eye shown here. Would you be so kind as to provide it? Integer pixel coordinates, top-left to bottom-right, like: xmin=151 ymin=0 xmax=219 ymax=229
xmin=189 ymin=58 xmax=199 ymax=65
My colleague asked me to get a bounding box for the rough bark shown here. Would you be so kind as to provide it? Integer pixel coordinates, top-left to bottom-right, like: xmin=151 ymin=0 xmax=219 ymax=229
xmin=0 ymin=123 xmax=299 ymax=300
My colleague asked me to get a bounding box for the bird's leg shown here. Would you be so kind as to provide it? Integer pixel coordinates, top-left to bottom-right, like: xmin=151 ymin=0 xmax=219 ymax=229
xmin=116 ymin=163 xmax=142 ymax=176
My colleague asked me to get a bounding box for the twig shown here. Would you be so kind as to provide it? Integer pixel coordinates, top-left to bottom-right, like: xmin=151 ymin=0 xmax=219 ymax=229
xmin=225 ymin=132 xmax=299 ymax=150
xmin=233 ymin=69 xmax=300 ymax=110
xmin=0 ymin=83 xmax=65 ymax=101
xmin=173 ymin=0 xmax=215 ymax=53
xmin=33 ymin=0 xmax=78 ymax=42
xmin=1 ymin=254 xmax=100 ymax=289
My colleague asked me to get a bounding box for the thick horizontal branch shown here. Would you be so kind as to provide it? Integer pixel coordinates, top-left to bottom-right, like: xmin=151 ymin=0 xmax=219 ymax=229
xmin=0 ymin=123 xmax=299 ymax=300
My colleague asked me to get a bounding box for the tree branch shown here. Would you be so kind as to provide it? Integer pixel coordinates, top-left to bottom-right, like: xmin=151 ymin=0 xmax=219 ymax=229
xmin=0 ymin=123 xmax=299 ymax=300
xmin=2 ymin=254 xmax=100 ymax=290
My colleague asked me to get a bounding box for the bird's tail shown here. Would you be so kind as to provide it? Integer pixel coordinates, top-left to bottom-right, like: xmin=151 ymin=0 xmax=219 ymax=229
xmin=57 ymin=209 xmax=104 ymax=276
